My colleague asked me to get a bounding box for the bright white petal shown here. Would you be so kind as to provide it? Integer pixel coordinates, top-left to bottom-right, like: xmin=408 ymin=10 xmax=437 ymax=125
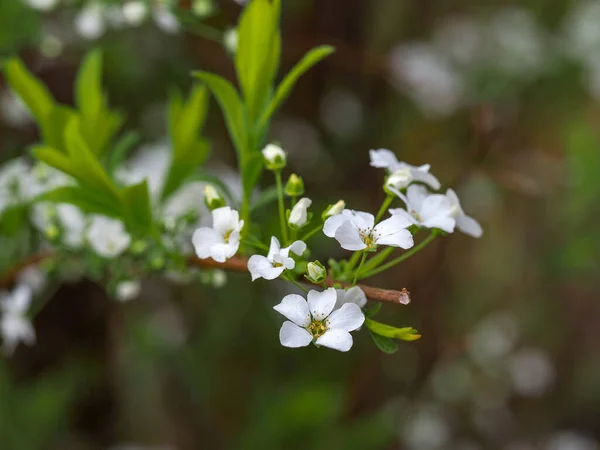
xmin=445 ymin=188 xmax=460 ymax=207
xmin=316 ymin=329 xmax=353 ymax=352
xmin=273 ymin=294 xmax=311 ymax=327
xmin=423 ymin=216 xmax=456 ymax=233
xmin=209 ymin=242 xmax=239 ymax=263
xmin=267 ymin=236 xmax=281 ymax=260
xmin=287 ymin=240 xmax=307 ymax=256
xmin=323 ymin=214 xmax=347 ymax=237
xmin=406 ymin=184 xmax=429 ymax=209
xmin=457 ymin=214 xmax=483 ymax=238
xmin=192 ymin=227 xmax=224 ymax=259
xmin=350 ymin=210 xmax=375 ymax=230
xmin=7 ymin=285 xmax=32 ymax=314
xmin=369 ymin=149 xmax=399 ymax=170
xmin=307 ymin=288 xmax=337 ymax=321
xmin=335 ymin=286 xmax=367 ymax=309
xmin=376 ymin=228 xmax=414 ymax=249
xmin=248 ymin=254 xmax=284 ymax=280
xmin=411 ymin=168 xmax=441 ymax=190
xmin=374 ymin=215 xmax=412 ymax=237
xmin=327 ymin=303 xmax=365 ymax=332
xmin=212 ymin=207 xmax=239 ymax=234
xmin=279 ymin=321 xmax=313 ymax=348
xmin=334 ymin=221 xmax=366 ymax=251
xmin=389 ymin=208 xmax=419 ymax=226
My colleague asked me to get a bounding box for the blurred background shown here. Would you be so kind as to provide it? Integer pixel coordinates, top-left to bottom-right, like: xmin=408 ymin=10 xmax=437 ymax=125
xmin=1 ymin=0 xmax=600 ymax=449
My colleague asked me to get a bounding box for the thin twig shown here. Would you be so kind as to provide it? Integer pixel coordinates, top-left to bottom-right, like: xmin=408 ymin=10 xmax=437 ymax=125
xmin=0 ymin=252 xmax=412 ymax=305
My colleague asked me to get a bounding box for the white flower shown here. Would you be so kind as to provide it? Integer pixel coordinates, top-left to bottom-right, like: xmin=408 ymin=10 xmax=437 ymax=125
xmin=152 ymin=4 xmax=180 ymax=33
xmin=223 ymin=27 xmax=238 ymax=54
xmin=370 ymin=149 xmax=441 ymax=190
xmin=389 ymin=184 xmax=455 ymax=233
xmin=323 ymin=200 xmax=345 ymax=218
xmin=0 ymin=158 xmax=32 ymax=214
xmin=32 ymin=202 xmax=87 ymax=248
xmin=122 ymin=1 xmax=147 ymax=26
xmin=23 ymin=0 xmax=59 ymax=11
xmin=261 ymin=143 xmax=286 ymax=170
xmin=334 ymin=286 xmax=367 ymax=310
xmin=248 ymin=236 xmax=306 ymax=281
xmin=273 ymin=288 xmax=365 ymax=352
xmin=74 ymin=3 xmax=106 ymax=40
xmin=115 ymin=280 xmax=141 ymax=302
xmin=1 ymin=285 xmax=35 ymax=354
xmin=288 ymin=197 xmax=312 ymax=228
xmin=87 ymin=216 xmax=132 ymax=258
xmin=323 ymin=209 xmax=414 ymax=251
xmin=446 ymin=188 xmax=483 ymax=238
xmin=192 ymin=206 xmax=244 ymax=263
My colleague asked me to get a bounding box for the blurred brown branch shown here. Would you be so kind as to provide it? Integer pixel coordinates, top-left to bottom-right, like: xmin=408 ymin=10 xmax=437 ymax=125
xmin=0 ymin=253 xmax=411 ymax=305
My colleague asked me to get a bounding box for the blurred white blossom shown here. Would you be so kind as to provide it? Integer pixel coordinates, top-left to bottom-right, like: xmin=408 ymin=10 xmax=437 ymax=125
xmin=0 ymin=285 xmax=35 ymax=354
xmin=87 ymin=216 xmax=132 ymax=258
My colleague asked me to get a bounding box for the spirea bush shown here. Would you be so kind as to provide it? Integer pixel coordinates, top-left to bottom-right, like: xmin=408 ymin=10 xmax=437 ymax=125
xmin=0 ymin=0 xmax=481 ymax=355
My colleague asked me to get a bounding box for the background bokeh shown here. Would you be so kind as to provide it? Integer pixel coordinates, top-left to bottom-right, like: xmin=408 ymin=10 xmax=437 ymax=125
xmin=1 ymin=1 xmax=600 ymax=449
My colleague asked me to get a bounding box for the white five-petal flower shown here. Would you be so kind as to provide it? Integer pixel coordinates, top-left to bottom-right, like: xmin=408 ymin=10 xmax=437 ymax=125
xmin=370 ymin=149 xmax=441 ymax=190
xmin=273 ymin=288 xmax=365 ymax=352
xmin=389 ymin=184 xmax=456 ymax=233
xmin=446 ymin=188 xmax=483 ymax=238
xmin=323 ymin=209 xmax=414 ymax=251
xmin=192 ymin=206 xmax=244 ymax=263
xmin=0 ymin=285 xmax=35 ymax=354
xmin=334 ymin=286 xmax=367 ymax=310
xmin=288 ymin=197 xmax=312 ymax=228
xmin=87 ymin=216 xmax=132 ymax=258
xmin=248 ymin=236 xmax=307 ymax=281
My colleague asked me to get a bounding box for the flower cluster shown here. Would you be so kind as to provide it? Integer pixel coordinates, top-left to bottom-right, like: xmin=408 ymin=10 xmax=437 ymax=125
xmin=191 ymin=144 xmax=482 ymax=352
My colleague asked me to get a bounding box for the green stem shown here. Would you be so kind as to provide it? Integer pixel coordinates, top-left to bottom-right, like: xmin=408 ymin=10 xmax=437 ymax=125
xmin=345 ymin=251 xmax=362 ymax=276
xmin=275 ymin=171 xmax=289 ymax=244
xmin=359 ymin=232 xmax=437 ymax=280
xmin=361 ymin=247 xmax=394 ymax=273
xmin=375 ymin=194 xmax=394 ymax=223
xmin=286 ymin=275 xmax=308 ymax=293
xmin=301 ymin=224 xmax=323 ymax=242
xmin=352 ymin=253 xmax=367 ymax=286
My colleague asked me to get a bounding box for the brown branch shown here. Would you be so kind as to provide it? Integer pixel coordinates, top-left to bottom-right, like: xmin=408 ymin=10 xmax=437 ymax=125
xmin=1 ymin=252 xmax=410 ymax=305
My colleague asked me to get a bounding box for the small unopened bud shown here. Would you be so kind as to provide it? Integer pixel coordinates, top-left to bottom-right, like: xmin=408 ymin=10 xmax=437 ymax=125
xmin=288 ymin=197 xmax=312 ymax=229
xmin=322 ymin=200 xmax=345 ymax=219
xmin=305 ymin=260 xmax=326 ymax=283
xmin=284 ymin=174 xmax=304 ymax=197
xmin=204 ymin=184 xmax=226 ymax=210
xmin=262 ymin=143 xmax=286 ymax=171
xmin=385 ymin=167 xmax=412 ymax=192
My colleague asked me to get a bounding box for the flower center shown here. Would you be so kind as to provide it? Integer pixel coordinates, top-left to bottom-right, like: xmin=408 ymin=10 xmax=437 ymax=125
xmin=410 ymin=209 xmax=423 ymax=222
xmin=223 ymin=229 xmax=233 ymax=243
xmin=307 ymin=320 xmax=328 ymax=338
xmin=358 ymin=228 xmax=378 ymax=249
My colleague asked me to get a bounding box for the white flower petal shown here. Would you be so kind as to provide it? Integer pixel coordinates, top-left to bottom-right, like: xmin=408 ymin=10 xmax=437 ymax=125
xmin=208 ymin=242 xmax=239 ymax=263
xmin=248 ymin=254 xmax=284 ymax=280
xmin=457 ymin=214 xmax=483 ymax=238
xmin=376 ymin=228 xmax=414 ymax=249
xmin=307 ymin=288 xmax=337 ymax=321
xmin=6 ymin=285 xmax=32 ymax=314
xmin=411 ymin=167 xmax=441 ymax=190
xmin=266 ymin=236 xmax=282 ymax=261
xmin=327 ymin=303 xmax=365 ymax=332
xmin=323 ymin=214 xmax=347 ymax=237
xmin=279 ymin=321 xmax=313 ymax=348
xmin=423 ymin=216 xmax=456 ymax=233
xmin=316 ymin=329 xmax=353 ymax=352
xmin=389 ymin=208 xmax=419 ymax=226
xmin=374 ymin=215 xmax=412 ymax=238
xmin=369 ymin=148 xmax=400 ymax=170
xmin=212 ymin=206 xmax=240 ymax=234
xmin=192 ymin=227 xmax=224 ymax=259
xmin=334 ymin=221 xmax=367 ymax=251
xmin=287 ymin=240 xmax=307 ymax=256
xmin=335 ymin=286 xmax=367 ymax=309
xmin=274 ymin=294 xmax=311 ymax=327
xmin=350 ymin=210 xmax=375 ymax=230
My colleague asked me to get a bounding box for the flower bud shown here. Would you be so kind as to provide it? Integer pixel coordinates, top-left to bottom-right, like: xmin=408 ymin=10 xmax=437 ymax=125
xmin=322 ymin=200 xmax=345 ymax=220
xmin=288 ymin=197 xmax=312 ymax=229
xmin=204 ymin=184 xmax=226 ymax=210
xmin=385 ymin=167 xmax=412 ymax=192
xmin=305 ymin=260 xmax=326 ymax=283
xmin=262 ymin=143 xmax=287 ymax=171
xmin=284 ymin=174 xmax=304 ymax=197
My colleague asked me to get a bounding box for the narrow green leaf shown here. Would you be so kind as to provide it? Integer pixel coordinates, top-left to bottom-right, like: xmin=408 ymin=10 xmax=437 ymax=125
xmin=369 ymin=331 xmax=398 ymax=354
xmin=364 ymin=302 xmax=382 ymax=318
xmin=235 ymin=0 xmax=280 ymax=122
xmin=40 ymin=105 xmax=76 ymax=152
xmin=192 ymin=71 xmax=248 ymax=157
xmin=365 ymin=318 xmax=422 ymax=341
xmin=76 ymin=49 xmax=103 ymax=122
xmin=122 ymin=180 xmax=154 ymax=235
xmin=34 ymin=186 xmax=122 ymax=218
xmin=107 ymin=131 xmax=140 ymax=178
xmin=242 ymin=152 xmax=264 ymax=200
xmin=162 ymin=138 xmax=210 ymax=200
xmin=32 ymin=146 xmax=78 ymax=179
xmin=3 ymin=57 xmax=54 ymax=123
xmin=258 ymin=45 xmax=335 ymax=132
xmin=250 ymin=185 xmax=278 ymax=212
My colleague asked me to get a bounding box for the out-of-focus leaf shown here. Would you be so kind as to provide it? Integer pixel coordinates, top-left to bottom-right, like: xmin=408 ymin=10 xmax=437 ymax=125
xmin=250 ymin=185 xmax=278 ymax=212
xmin=40 ymin=105 xmax=76 ymax=152
xmin=192 ymin=71 xmax=248 ymax=158
xmin=369 ymin=331 xmax=398 ymax=354
xmin=3 ymin=57 xmax=54 ymax=123
xmin=35 ymin=186 xmax=122 ymax=218
xmin=363 ymin=302 xmax=382 ymax=318
xmin=107 ymin=131 xmax=140 ymax=178
xmin=122 ymin=180 xmax=153 ymax=235
xmin=185 ymin=170 xmax=235 ymax=204
xmin=76 ymin=49 xmax=103 ymax=123
xmin=258 ymin=45 xmax=335 ymax=132
xmin=242 ymin=152 xmax=264 ymax=201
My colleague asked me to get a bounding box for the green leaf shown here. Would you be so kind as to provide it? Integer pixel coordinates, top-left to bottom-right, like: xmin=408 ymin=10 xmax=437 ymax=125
xmin=369 ymin=331 xmax=398 ymax=354
xmin=107 ymin=131 xmax=140 ymax=178
xmin=235 ymin=0 xmax=280 ymax=122
xmin=32 ymin=146 xmax=78 ymax=179
xmin=192 ymin=71 xmax=248 ymax=158
xmin=163 ymin=138 xmax=210 ymax=200
xmin=34 ymin=186 xmax=122 ymax=218
xmin=365 ymin=318 xmax=422 ymax=341
xmin=76 ymin=49 xmax=103 ymax=123
xmin=363 ymin=302 xmax=382 ymax=318
xmin=40 ymin=105 xmax=76 ymax=152
xmin=258 ymin=45 xmax=335 ymax=132
xmin=122 ymin=180 xmax=154 ymax=235
xmin=185 ymin=170 xmax=235 ymax=204
xmin=3 ymin=57 xmax=54 ymax=123
xmin=250 ymin=185 xmax=278 ymax=212
xmin=242 ymin=152 xmax=264 ymax=201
